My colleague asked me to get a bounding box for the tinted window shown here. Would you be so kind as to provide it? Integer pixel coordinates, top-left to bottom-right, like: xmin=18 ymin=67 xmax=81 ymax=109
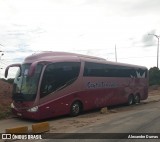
xmin=84 ymin=62 xmax=147 ymax=78
xmin=13 ymin=64 xmax=43 ymax=102
xmin=40 ymin=62 xmax=80 ymax=98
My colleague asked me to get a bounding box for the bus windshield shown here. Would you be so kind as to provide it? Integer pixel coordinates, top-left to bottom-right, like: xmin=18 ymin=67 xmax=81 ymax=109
xmin=12 ymin=63 xmax=43 ymax=102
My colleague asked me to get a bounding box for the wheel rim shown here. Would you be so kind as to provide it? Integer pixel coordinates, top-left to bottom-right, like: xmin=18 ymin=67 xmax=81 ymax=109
xmin=135 ymin=95 xmax=140 ymax=103
xmin=72 ymin=103 xmax=80 ymax=115
xmin=128 ymin=95 xmax=133 ymax=105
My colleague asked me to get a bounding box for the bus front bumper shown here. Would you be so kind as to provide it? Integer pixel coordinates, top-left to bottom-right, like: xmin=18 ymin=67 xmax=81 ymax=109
xmin=11 ymin=103 xmax=40 ymax=120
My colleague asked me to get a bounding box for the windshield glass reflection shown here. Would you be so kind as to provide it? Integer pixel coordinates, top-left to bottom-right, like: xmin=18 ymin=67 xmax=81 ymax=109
xmin=13 ymin=63 xmax=43 ymax=102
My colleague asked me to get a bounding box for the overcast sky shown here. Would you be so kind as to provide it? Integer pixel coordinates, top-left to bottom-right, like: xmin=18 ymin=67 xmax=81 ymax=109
xmin=0 ymin=0 xmax=160 ymax=78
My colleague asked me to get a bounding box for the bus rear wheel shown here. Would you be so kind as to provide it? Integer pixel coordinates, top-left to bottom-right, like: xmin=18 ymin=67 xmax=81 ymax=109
xmin=70 ymin=101 xmax=81 ymax=117
xmin=134 ymin=94 xmax=140 ymax=104
xmin=127 ymin=94 xmax=134 ymax=105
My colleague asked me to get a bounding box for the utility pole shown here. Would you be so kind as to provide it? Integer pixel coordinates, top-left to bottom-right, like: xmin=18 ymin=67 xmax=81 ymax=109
xmin=0 ymin=43 xmax=4 ymax=52
xmin=0 ymin=68 xmax=2 ymax=78
xmin=0 ymin=43 xmax=5 ymax=78
xmin=0 ymin=53 xmax=4 ymax=78
xmin=148 ymin=34 xmax=160 ymax=68
xmin=115 ymin=44 xmax=117 ymax=62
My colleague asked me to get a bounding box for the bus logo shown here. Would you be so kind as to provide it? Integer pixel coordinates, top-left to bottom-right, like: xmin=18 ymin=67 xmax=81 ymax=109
xmin=2 ymin=134 xmax=11 ymax=140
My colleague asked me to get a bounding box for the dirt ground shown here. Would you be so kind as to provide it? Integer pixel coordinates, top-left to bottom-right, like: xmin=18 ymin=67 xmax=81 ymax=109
xmin=0 ymin=80 xmax=12 ymax=119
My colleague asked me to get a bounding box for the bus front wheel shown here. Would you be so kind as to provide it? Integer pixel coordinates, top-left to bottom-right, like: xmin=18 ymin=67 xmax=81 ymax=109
xmin=70 ymin=101 xmax=81 ymax=117
xmin=127 ymin=95 xmax=134 ymax=105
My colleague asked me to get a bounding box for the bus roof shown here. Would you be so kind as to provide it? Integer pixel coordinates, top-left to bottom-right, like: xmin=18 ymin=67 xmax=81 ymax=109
xmin=97 ymin=60 xmax=147 ymax=70
xmin=24 ymin=51 xmax=106 ymax=62
xmin=24 ymin=51 xmax=147 ymax=70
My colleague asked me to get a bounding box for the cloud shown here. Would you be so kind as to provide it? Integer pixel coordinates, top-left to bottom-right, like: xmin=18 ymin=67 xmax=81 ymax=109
xmin=142 ymin=30 xmax=157 ymax=47
xmin=83 ymin=0 xmax=160 ymax=17
xmin=130 ymin=0 xmax=160 ymax=14
xmin=5 ymin=27 xmax=43 ymax=46
xmin=0 ymin=24 xmax=45 ymax=54
xmin=0 ymin=0 xmax=159 ymax=76
xmin=128 ymin=30 xmax=158 ymax=48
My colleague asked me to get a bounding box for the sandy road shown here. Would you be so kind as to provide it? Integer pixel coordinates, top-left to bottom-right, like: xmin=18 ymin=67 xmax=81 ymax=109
xmin=40 ymin=98 xmax=160 ymax=142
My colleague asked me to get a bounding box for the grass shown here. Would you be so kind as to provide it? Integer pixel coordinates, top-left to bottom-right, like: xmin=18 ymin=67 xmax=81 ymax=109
xmin=0 ymin=106 xmax=12 ymax=120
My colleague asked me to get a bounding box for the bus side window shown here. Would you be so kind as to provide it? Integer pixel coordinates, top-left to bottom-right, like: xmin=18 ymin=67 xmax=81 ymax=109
xmin=40 ymin=62 xmax=80 ymax=98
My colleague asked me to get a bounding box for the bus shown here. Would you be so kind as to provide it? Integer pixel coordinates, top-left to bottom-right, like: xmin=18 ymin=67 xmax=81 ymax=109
xmin=5 ymin=52 xmax=148 ymax=120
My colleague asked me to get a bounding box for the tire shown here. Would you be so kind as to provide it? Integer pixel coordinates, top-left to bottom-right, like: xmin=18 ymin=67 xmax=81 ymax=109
xmin=70 ymin=101 xmax=81 ymax=117
xmin=134 ymin=94 xmax=140 ymax=104
xmin=127 ymin=95 xmax=134 ymax=105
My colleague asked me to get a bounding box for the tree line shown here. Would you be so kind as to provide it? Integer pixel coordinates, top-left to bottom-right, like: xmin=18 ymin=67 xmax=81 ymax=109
xmin=149 ymin=67 xmax=160 ymax=86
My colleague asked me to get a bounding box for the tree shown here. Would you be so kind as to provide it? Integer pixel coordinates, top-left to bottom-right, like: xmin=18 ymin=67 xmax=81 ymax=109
xmin=149 ymin=67 xmax=160 ymax=86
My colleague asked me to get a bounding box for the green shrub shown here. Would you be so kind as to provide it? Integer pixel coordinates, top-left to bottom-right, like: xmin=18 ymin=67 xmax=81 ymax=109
xmin=149 ymin=67 xmax=160 ymax=86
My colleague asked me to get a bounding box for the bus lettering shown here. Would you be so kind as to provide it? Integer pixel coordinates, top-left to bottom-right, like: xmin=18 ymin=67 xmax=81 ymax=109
xmin=87 ymin=82 xmax=118 ymax=89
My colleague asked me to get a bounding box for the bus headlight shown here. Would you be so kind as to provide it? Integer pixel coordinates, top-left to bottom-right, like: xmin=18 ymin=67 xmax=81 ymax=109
xmin=11 ymin=103 xmax=15 ymax=109
xmin=27 ymin=106 xmax=38 ymax=112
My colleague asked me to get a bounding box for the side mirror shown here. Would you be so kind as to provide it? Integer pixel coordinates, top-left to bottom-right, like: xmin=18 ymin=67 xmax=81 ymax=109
xmin=5 ymin=64 xmax=21 ymax=78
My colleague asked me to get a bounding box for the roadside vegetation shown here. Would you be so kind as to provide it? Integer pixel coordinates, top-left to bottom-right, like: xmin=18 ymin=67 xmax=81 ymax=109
xmin=149 ymin=67 xmax=160 ymax=86
xmin=0 ymin=106 xmax=12 ymax=119
xmin=0 ymin=78 xmax=14 ymax=84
